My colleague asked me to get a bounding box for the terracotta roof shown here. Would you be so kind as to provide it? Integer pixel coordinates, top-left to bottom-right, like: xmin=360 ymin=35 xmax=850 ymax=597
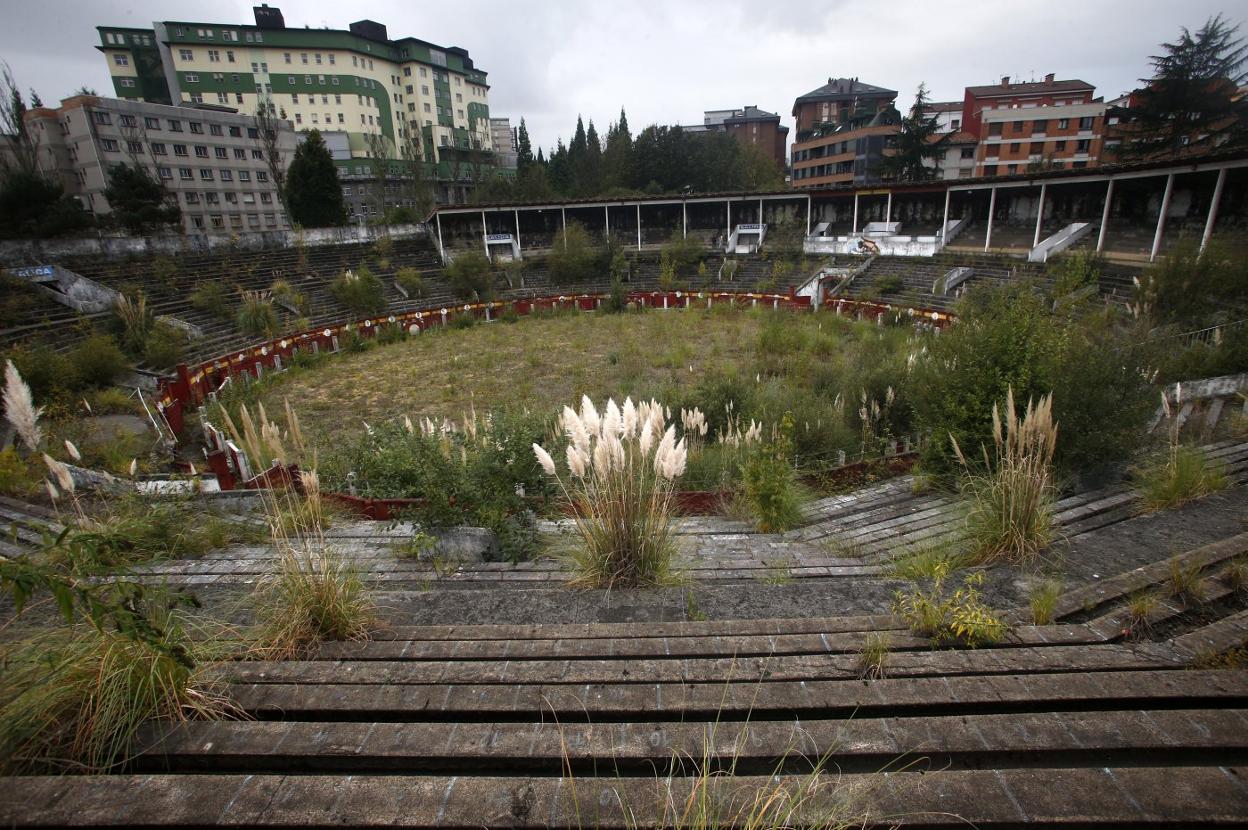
xmin=795 ymin=78 xmax=897 ymax=105
xmin=967 ymin=78 xmax=1093 ymax=97
xmin=925 ymin=100 xmax=963 ymax=111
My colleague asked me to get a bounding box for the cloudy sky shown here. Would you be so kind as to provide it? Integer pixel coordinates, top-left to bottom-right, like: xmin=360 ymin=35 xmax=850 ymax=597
xmin=2 ymin=0 xmax=1241 ymax=152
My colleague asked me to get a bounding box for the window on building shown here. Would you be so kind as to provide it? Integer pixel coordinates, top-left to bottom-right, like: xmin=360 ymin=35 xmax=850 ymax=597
xmin=179 ymin=49 xmax=193 ymax=61
xmin=251 ymin=149 xmax=263 ymax=159
xmin=205 ymin=192 xmax=219 ymax=204
xmin=301 ymin=52 xmax=308 ymax=64
xmin=423 ymin=103 xmax=431 ymax=113
xmin=1007 ymin=164 xmax=1018 ymax=174
xmin=227 ymin=50 xmax=235 ymax=63
xmin=257 ymin=171 xmax=269 ymax=182
xmin=295 ymin=113 xmax=302 ymax=124
xmin=1030 ymin=141 xmax=1045 ymax=154
xmin=189 ymin=93 xmax=204 ymax=104
xmin=218 ymin=93 xmax=229 ymax=104
xmin=331 ymin=76 xmax=339 ymax=86
xmin=260 ymin=192 xmax=272 ymax=204
xmin=172 ymin=144 xmax=187 ymax=156
xmin=239 ymin=170 xmax=251 ymax=182
xmin=284 ymin=52 xmax=291 ymax=64
xmin=189 ymin=121 xmax=203 ymax=134
xmin=92 ymin=111 xmax=112 ymax=125
xmin=228 ymin=126 xmax=242 ymax=138
xmin=1076 ymin=139 xmax=1091 ymax=153
xmin=304 ymin=75 xmax=312 ymax=84
xmin=233 ymin=148 xmax=246 ymax=159
xmin=194 ymin=145 xmax=208 ymax=157
xmin=318 ymin=74 xmax=326 ymax=85
xmin=151 ymin=142 xmax=167 ymax=155
xmin=126 ymin=140 xmax=143 ymax=153
xmin=179 ymin=167 xmax=193 ymax=180
xmin=1057 ymin=118 xmax=1069 ymax=130
xmin=157 ymin=166 xmax=172 ymax=179
xmin=117 ymin=114 xmax=136 ymax=128
xmin=456 ymin=93 xmax=462 ymax=102
xmin=113 ymin=54 xmax=129 ymax=66
xmin=199 ymin=169 xmax=214 ymax=180
xmin=328 ymin=54 xmax=335 ymax=65
xmin=191 ymin=216 xmax=205 ymax=229
xmin=168 ymin=119 xmax=182 ymax=132
xmin=1010 ymin=142 xmax=1021 ymax=154
xmin=220 ymin=170 xmax=233 ymax=182
xmin=987 ymin=123 xmax=1002 ymax=137
xmin=960 ymin=147 xmax=974 ymax=159
xmin=119 ymin=79 xmax=136 ymax=89
xmin=1079 ymin=116 xmax=1094 ymax=130
xmin=315 ymin=53 xmax=322 ymax=64
xmin=208 ymin=50 xmax=220 ymax=62
xmin=210 ymin=215 xmax=224 ymax=229
xmin=184 ymin=191 xmax=199 ymax=203
xmin=214 ymin=147 xmax=227 ymax=159
xmin=209 ymin=123 xmax=223 ymax=136
xmin=1055 ymin=140 xmax=1067 ymax=151
xmin=338 ymin=113 xmax=345 ymax=123
xmin=291 ymin=92 xmax=299 ymax=103
xmin=101 ymin=138 xmax=119 ymax=151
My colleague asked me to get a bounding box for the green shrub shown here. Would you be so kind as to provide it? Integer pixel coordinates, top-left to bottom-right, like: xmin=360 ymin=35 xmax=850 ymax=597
xmin=330 ymin=266 xmax=386 ymax=315
xmin=448 ymin=311 xmax=477 ymax=329
xmin=548 ymin=222 xmax=600 ymax=284
xmin=190 ymin=281 xmax=231 ymax=320
xmin=874 ymin=274 xmax=904 ymax=295
xmin=892 ymin=564 xmax=1007 ymax=648
xmin=740 ymin=413 xmax=804 ymax=533
xmin=4 ymin=344 xmax=78 ymax=405
xmin=142 ymin=322 xmax=186 ymax=369
xmin=1137 ymin=444 xmax=1228 ymax=510
xmin=1134 ymin=239 xmax=1248 ymax=327
xmin=1049 ymin=250 xmax=1101 ymax=298
xmin=445 ymin=251 xmax=494 ymax=301
xmin=269 ymin=279 xmax=307 ymax=315
xmin=68 ymin=335 xmax=128 ymax=391
xmin=395 ymin=266 xmax=424 ymax=298
xmin=659 ymin=235 xmax=704 ymax=277
xmin=0 ymin=447 xmax=39 ymax=497
xmin=910 ymin=283 xmax=1150 ymax=480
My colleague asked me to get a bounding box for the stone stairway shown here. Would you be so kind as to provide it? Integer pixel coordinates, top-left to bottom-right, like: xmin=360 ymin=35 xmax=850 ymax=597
xmin=3 ymin=530 xmax=1248 ymax=826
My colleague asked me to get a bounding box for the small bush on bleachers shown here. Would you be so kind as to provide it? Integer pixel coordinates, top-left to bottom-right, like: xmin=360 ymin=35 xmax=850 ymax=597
xmin=4 ymin=344 xmax=77 ymax=406
xmin=330 ymin=266 xmax=387 ymax=315
xmin=191 ymin=281 xmax=231 ymax=320
xmin=143 ymin=322 xmax=186 ymax=370
xmin=548 ymin=223 xmax=599 ymax=285
xmin=448 ymin=312 xmax=477 ymax=330
xmin=69 ymin=334 xmax=129 ymax=392
xmin=395 ymin=267 xmax=425 ymax=298
xmin=445 ymin=252 xmax=494 ymax=301
xmin=1049 ymin=251 xmax=1101 ymax=298
xmin=270 ymin=279 xmax=307 ymax=315
xmin=237 ymin=291 xmax=278 ymax=338
xmin=151 ymin=256 xmax=178 ymax=289
xmin=875 ymin=274 xmax=904 ymax=295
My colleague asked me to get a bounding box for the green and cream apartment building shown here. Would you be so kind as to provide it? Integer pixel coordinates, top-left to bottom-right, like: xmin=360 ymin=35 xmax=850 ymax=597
xmin=96 ymin=5 xmax=501 ymax=206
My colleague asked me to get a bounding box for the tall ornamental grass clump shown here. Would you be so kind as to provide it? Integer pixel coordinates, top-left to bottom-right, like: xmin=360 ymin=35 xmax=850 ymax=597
xmin=533 ymin=396 xmax=688 ymax=588
xmin=951 ymin=388 xmax=1058 ymax=563
xmin=1138 ymin=385 xmax=1228 ymax=510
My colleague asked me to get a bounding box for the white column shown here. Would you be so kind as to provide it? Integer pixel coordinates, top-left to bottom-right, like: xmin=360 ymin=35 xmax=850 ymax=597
xmin=435 ymin=212 xmax=445 ymax=262
xmin=1032 ymin=183 xmax=1047 ymax=249
xmin=726 ymin=199 xmax=731 ymax=251
xmin=1151 ymin=173 xmax=1175 ymax=262
xmin=604 ymin=205 xmax=610 ymax=241
xmin=940 ymin=189 xmax=951 ymax=243
xmin=984 ymin=186 xmax=997 ymax=252
xmin=1096 ymin=179 xmax=1114 ymax=253
xmin=481 ymin=210 xmax=488 ymax=256
xmin=805 ymin=195 xmax=812 ymax=236
xmin=514 ymin=208 xmax=521 ymax=257
xmin=758 ymin=197 xmax=763 ymax=227
xmin=636 ymin=203 xmax=641 ymax=251
xmin=561 ymin=206 xmax=567 ymax=249
xmin=885 ymin=191 xmax=892 ymax=226
xmin=852 ymin=193 xmax=859 ymax=234
xmin=1201 ymin=168 xmax=1228 ymax=253
xmin=682 ymin=201 xmax=687 ymax=238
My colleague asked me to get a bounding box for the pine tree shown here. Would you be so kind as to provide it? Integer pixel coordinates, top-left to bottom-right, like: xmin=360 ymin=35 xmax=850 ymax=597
xmin=103 ymin=163 xmax=181 ymax=233
xmin=602 ymin=107 xmax=634 ymax=192
xmin=581 ymin=120 xmax=603 ymax=196
xmin=874 ymin=84 xmax=944 ymax=182
xmin=567 ymin=116 xmax=588 ymax=195
xmin=285 ymin=129 xmax=348 ymax=228
xmin=1118 ymin=15 xmax=1248 ymax=159
xmin=516 ymin=117 xmax=534 ymax=172
xmin=547 ymin=139 xmax=571 ymax=196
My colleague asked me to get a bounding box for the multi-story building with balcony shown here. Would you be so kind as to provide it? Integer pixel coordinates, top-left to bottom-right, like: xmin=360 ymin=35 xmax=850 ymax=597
xmin=789 ymin=78 xmax=899 ymax=188
xmin=489 ymin=117 xmax=518 ymax=169
xmin=23 ymin=94 xmax=297 ymax=234
xmin=963 ymin=74 xmax=1105 ymax=176
xmin=922 ymin=100 xmax=978 ymax=180
xmin=688 ymin=106 xmax=789 ymax=169
xmin=95 ymin=4 xmax=502 ymax=204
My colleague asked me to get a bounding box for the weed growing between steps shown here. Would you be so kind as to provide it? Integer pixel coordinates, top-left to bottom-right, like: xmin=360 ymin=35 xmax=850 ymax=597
xmin=250 ymin=470 xmax=375 ymax=659
xmin=892 ymin=562 xmax=1007 ymax=648
xmin=951 ymin=388 xmax=1058 ymax=564
xmin=1137 ymin=387 xmax=1229 ymax=511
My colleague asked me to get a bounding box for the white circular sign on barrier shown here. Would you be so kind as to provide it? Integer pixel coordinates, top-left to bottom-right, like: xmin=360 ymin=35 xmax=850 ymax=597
xmin=323 ymin=329 xmax=332 ymax=337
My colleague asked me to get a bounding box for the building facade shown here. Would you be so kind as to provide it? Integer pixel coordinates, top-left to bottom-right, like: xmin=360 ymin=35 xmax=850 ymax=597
xmin=489 ymin=117 xmax=517 ymax=169
xmin=924 ymin=101 xmax=978 ymax=180
xmin=790 ymin=78 xmax=899 ymax=188
xmin=24 ymin=95 xmax=297 ymax=235
xmin=963 ymin=74 xmax=1105 ymax=176
xmin=95 ymin=4 xmax=502 ymax=204
xmin=690 ymin=106 xmax=789 ymax=168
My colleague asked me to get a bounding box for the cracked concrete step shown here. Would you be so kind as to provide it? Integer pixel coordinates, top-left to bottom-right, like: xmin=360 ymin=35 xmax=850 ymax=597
xmin=213 ymin=641 xmax=1183 ymax=687
xmin=133 ymin=708 xmax=1248 ymax=775
xmin=228 ymin=668 xmax=1248 ymax=721
xmin=4 ymin=766 xmax=1246 ymax=827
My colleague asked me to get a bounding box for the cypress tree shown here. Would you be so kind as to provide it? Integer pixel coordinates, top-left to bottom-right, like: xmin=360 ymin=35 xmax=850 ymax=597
xmin=516 ymin=118 xmax=534 ymax=172
xmin=285 ymin=129 xmax=348 ymax=228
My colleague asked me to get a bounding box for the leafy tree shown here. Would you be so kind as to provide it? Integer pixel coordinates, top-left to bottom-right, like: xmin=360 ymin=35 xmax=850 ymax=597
xmin=285 ymin=129 xmax=347 ymax=228
xmin=445 ymin=251 xmax=494 ymax=300
xmin=253 ymin=100 xmax=290 ymax=215
xmin=0 ymin=172 xmax=93 ymax=240
xmin=1117 ymin=14 xmax=1248 ymax=159
xmin=875 ymin=84 xmax=946 ymax=182
xmin=548 ymin=222 xmax=599 ymax=284
xmin=103 ymin=163 xmax=181 ymax=234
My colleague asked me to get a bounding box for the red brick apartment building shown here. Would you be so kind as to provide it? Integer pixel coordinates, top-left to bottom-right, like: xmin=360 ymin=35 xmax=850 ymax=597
xmin=964 ymin=74 xmax=1106 ymax=176
xmin=700 ymin=106 xmax=789 ymax=168
xmin=790 ymin=78 xmax=899 ymax=188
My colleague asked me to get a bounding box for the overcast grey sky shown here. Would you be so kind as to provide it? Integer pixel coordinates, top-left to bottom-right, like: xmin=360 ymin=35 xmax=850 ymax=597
xmin=2 ymin=0 xmax=1242 ymax=152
